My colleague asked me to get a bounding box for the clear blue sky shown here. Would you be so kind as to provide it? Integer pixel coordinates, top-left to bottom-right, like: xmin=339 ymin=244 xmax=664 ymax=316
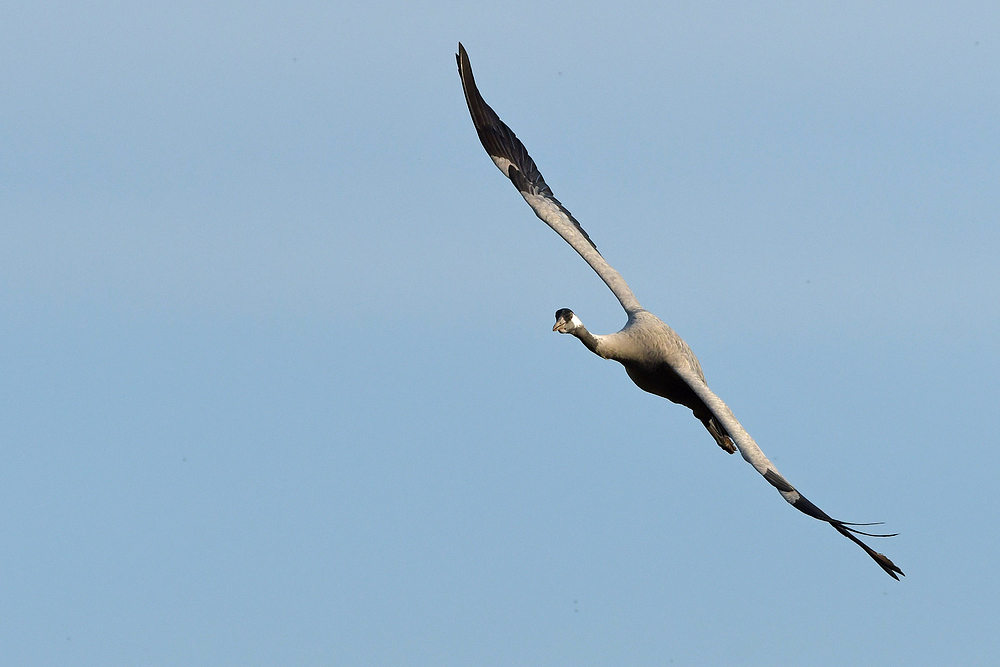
xmin=2 ymin=2 xmax=998 ymax=664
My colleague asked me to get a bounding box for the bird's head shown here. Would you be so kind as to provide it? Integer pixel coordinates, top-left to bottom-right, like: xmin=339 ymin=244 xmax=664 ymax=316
xmin=552 ymin=308 xmax=583 ymax=334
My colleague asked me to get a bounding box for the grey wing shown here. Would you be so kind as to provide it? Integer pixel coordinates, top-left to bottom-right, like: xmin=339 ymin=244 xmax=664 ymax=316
xmin=671 ymin=363 xmax=904 ymax=580
xmin=456 ymin=43 xmax=642 ymax=315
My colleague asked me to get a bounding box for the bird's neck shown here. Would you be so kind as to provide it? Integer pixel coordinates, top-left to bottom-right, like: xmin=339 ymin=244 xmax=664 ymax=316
xmin=572 ymin=326 xmax=603 ymax=356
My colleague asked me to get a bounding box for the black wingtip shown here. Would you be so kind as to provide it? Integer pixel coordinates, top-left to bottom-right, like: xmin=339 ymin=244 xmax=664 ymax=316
xmin=454 ymin=42 xmax=599 ymax=252
xmin=790 ymin=493 xmax=904 ymax=579
xmin=831 ymin=521 xmax=905 ymax=580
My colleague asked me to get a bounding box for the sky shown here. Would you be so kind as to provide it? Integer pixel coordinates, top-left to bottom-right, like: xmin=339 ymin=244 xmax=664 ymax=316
xmin=2 ymin=1 xmax=998 ymax=664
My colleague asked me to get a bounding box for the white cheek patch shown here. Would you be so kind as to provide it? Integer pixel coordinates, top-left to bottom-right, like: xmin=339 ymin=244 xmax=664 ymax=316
xmin=570 ymin=313 xmax=584 ymax=328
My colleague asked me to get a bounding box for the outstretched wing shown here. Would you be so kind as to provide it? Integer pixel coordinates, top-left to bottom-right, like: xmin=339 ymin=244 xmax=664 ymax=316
xmin=457 ymin=42 xmax=902 ymax=581
xmin=672 ymin=364 xmax=904 ymax=579
xmin=456 ymin=43 xmax=643 ymax=315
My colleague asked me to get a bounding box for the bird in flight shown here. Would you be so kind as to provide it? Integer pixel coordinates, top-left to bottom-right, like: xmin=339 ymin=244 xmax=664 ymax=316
xmin=456 ymin=43 xmax=903 ymax=579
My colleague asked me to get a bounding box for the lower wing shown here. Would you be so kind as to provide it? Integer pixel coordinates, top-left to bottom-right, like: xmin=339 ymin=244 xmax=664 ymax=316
xmin=673 ymin=365 xmax=904 ymax=580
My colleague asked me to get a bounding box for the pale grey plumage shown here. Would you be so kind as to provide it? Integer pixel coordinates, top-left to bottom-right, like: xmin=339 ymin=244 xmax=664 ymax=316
xmin=457 ymin=43 xmax=902 ymax=579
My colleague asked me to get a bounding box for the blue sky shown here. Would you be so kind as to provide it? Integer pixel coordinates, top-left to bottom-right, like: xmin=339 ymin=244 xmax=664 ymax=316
xmin=2 ymin=2 xmax=998 ymax=664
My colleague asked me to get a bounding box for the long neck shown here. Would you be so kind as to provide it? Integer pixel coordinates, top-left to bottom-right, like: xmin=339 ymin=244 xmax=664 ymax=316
xmin=571 ymin=325 xmax=603 ymax=356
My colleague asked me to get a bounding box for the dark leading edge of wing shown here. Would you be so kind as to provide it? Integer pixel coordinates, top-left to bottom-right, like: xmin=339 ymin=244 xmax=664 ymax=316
xmin=456 ymin=43 xmax=597 ymax=251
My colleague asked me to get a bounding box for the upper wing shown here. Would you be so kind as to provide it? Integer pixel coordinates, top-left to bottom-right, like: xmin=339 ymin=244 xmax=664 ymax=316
xmin=672 ymin=363 xmax=904 ymax=580
xmin=456 ymin=43 xmax=643 ymax=315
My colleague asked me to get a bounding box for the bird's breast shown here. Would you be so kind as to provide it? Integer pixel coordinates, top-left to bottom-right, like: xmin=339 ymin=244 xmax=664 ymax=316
xmin=623 ymin=362 xmax=702 ymax=411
